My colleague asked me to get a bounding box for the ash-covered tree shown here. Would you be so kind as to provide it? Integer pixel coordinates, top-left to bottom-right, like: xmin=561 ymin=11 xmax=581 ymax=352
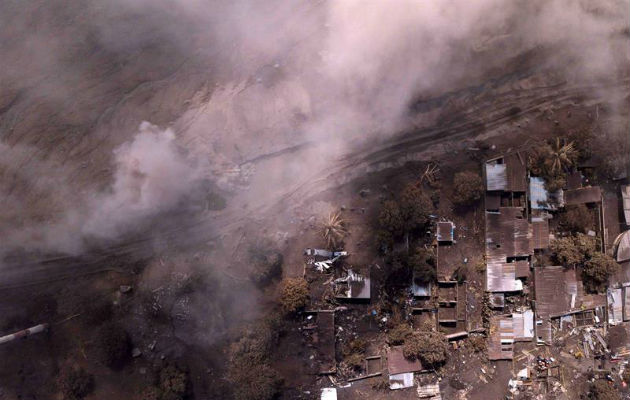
xmin=452 ymin=171 xmax=484 ymax=208
xmin=402 ymin=331 xmax=448 ymax=368
xmin=583 ymin=252 xmax=618 ymax=293
xmin=94 ymin=323 xmax=131 ymax=368
xmin=557 ymin=204 xmax=590 ymax=233
xmin=249 ymin=243 xmax=283 ymax=288
xmin=279 ymin=277 xmax=309 ymax=314
xmin=378 ymin=200 xmax=404 ymax=237
xmin=231 ymin=364 xmax=283 ymax=400
xmin=550 ymin=233 xmax=596 ymax=267
xmin=399 ymin=183 xmax=432 ymax=233
xmin=409 ymin=247 xmax=436 ymax=284
xmin=321 ymin=212 xmax=348 ymax=250
xmin=158 ymin=365 xmax=189 ymax=400
xmin=58 ymin=367 xmax=94 ymax=400
xmin=589 ymin=379 xmax=620 ymax=400
xmin=528 ymin=137 xmax=578 ymax=192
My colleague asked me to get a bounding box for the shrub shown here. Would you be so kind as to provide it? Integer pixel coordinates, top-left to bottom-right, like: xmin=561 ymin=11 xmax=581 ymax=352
xmin=378 ymin=200 xmax=404 ymax=237
xmin=583 ymin=252 xmax=618 ymax=293
xmin=231 ymin=364 xmax=283 ymax=400
xmin=452 ymin=171 xmax=484 ymax=207
xmin=230 ymin=316 xmax=281 ymax=365
xmin=388 ymin=323 xmax=413 ymax=345
xmin=468 ymin=336 xmax=486 ymax=353
xmin=249 ymin=245 xmax=283 ymax=287
xmin=159 ymin=365 xmax=188 ymax=400
xmin=402 ymin=331 xmax=448 ymax=368
xmin=409 ymin=247 xmax=436 ymax=284
xmin=279 ymin=278 xmax=309 ymax=314
xmin=589 ymin=379 xmax=620 ymax=400
xmin=375 ymin=229 xmax=395 ymax=254
xmin=58 ymin=367 xmax=94 ymax=400
xmin=94 ymin=323 xmax=131 ymax=368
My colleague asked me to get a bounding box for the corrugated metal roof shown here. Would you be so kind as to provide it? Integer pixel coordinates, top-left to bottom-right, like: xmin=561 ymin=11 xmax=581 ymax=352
xmin=531 ymin=219 xmax=550 ymax=250
xmin=505 ymin=154 xmax=527 ymax=192
xmin=622 ymin=186 xmax=630 ymax=225
xmin=389 ymin=373 xmax=414 ymax=390
xmin=615 ymin=230 xmax=630 ymax=262
xmin=387 ymin=346 xmax=423 ymax=375
xmin=487 ymin=315 xmax=514 ymax=360
xmin=485 ymin=162 xmax=507 ymax=191
xmin=513 ymin=310 xmax=534 ymax=340
xmin=487 ymin=260 xmax=523 ymax=292
xmin=624 ymin=287 xmax=630 ymax=322
xmin=534 ymin=266 xmax=578 ymax=318
xmin=564 ymin=186 xmax=602 ymax=205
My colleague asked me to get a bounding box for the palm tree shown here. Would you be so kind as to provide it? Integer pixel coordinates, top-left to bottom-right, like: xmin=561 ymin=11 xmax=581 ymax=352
xmin=321 ymin=212 xmax=348 ymax=249
xmin=547 ymin=137 xmax=578 ymax=174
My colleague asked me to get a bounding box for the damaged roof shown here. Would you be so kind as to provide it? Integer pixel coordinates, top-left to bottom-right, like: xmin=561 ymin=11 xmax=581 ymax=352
xmin=564 ymin=186 xmax=602 ymax=205
xmin=485 ymin=207 xmax=532 ymax=292
xmin=534 ymin=266 xmax=605 ymax=319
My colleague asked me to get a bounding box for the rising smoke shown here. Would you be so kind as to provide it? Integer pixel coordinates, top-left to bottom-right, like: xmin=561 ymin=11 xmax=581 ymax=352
xmin=0 ymin=0 xmax=627 ymax=256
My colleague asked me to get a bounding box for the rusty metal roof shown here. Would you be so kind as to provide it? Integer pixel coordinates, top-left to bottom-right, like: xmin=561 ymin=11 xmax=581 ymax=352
xmin=564 ymin=186 xmax=602 ymax=205
xmin=534 ymin=266 xmax=578 ymax=318
xmin=485 ymin=207 xmax=532 ymax=292
xmin=387 ymin=346 xmax=423 ymax=375
xmin=531 ymin=219 xmax=550 ymax=250
xmin=487 ymin=315 xmax=514 ymax=360
xmin=505 ymin=153 xmax=527 ymax=192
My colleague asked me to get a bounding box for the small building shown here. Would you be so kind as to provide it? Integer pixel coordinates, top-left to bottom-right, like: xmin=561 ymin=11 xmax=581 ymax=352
xmin=437 ymin=221 xmax=455 ymax=243
xmin=563 ymin=186 xmax=602 ymax=206
xmin=334 ymin=269 xmax=371 ymax=301
xmin=387 ymin=346 xmax=425 ymax=390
